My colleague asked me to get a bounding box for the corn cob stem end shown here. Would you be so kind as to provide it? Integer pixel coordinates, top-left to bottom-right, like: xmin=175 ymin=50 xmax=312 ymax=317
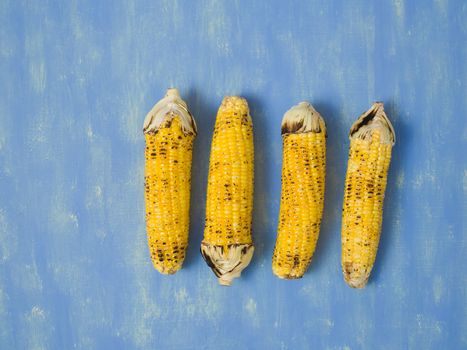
xmin=200 ymin=243 xmax=254 ymax=286
xmin=281 ymin=101 xmax=326 ymax=135
xmin=143 ymin=88 xmax=197 ymax=135
xmin=350 ymin=102 xmax=395 ymax=144
xmin=272 ymin=270 xmax=304 ymax=280
xmin=153 ymin=264 xmax=180 ymax=275
xmin=220 ymin=96 xmax=249 ymax=112
xmin=272 ymin=253 xmax=309 ymax=280
xmin=343 ymin=263 xmax=370 ymax=288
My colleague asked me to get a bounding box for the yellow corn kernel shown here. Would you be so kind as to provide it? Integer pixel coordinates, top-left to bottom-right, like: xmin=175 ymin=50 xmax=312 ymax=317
xmin=272 ymin=102 xmax=326 ymax=279
xmin=143 ymin=88 xmax=197 ymax=274
xmin=201 ymin=96 xmax=254 ymax=286
xmin=341 ymin=102 xmax=395 ymax=288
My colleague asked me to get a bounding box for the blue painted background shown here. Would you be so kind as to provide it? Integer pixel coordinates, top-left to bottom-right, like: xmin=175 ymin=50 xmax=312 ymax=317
xmin=1 ymin=1 xmax=466 ymax=349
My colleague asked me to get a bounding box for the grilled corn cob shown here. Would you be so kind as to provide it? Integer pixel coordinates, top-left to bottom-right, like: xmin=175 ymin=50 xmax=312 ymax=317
xmin=201 ymin=96 xmax=254 ymax=286
xmin=143 ymin=88 xmax=197 ymax=274
xmin=341 ymin=102 xmax=395 ymax=288
xmin=272 ymin=102 xmax=326 ymax=279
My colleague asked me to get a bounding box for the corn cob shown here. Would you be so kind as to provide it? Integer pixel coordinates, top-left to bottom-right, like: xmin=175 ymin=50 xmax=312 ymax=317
xmin=143 ymin=88 xmax=197 ymax=274
xmin=341 ymin=102 xmax=395 ymax=288
xmin=201 ymin=96 xmax=254 ymax=286
xmin=272 ymin=102 xmax=326 ymax=279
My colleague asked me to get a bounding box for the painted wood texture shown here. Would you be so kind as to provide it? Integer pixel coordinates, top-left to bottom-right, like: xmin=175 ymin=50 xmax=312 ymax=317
xmin=0 ymin=1 xmax=466 ymax=349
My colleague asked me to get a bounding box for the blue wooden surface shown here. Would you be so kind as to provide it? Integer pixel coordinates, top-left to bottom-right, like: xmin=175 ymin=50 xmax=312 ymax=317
xmin=1 ymin=1 xmax=466 ymax=349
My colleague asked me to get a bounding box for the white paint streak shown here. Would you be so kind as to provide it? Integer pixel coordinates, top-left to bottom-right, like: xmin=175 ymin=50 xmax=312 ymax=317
xmin=120 ymin=91 xmax=146 ymax=143
xmin=24 ymin=32 xmax=46 ymax=93
xmin=365 ymin=11 xmax=376 ymax=100
xmin=396 ymin=171 xmax=405 ymax=189
xmin=69 ymin=213 xmax=79 ymax=227
xmin=0 ymin=288 xmax=8 ymax=317
xmin=409 ymin=314 xmax=443 ymax=348
xmin=26 ymin=106 xmax=58 ymax=163
xmin=94 ymin=186 xmax=102 ymax=199
xmin=0 ymin=127 xmax=5 ymax=152
xmin=13 ymin=261 xmax=43 ymax=294
xmin=434 ymin=0 xmax=448 ymax=17
xmin=0 ymin=208 xmax=17 ymax=262
xmin=70 ymin=0 xmax=85 ymax=40
xmin=85 ymin=137 xmax=110 ymax=200
xmin=245 ymin=298 xmax=257 ymax=314
xmin=174 ymin=287 xmax=188 ymax=304
xmin=119 ymin=280 xmax=162 ymax=348
xmin=394 ymin=0 xmax=404 ymax=20
xmin=411 ymin=171 xmax=436 ymax=189
xmin=0 ymin=288 xmax=12 ymax=340
xmin=86 ymin=124 xmax=94 ymax=140
xmin=201 ymin=0 xmax=232 ymax=56
xmin=192 ymin=277 xmax=222 ymax=320
xmin=30 ymin=114 xmax=50 ymax=145
xmin=0 ymin=8 xmax=14 ymax=58
xmin=49 ymin=197 xmax=79 ymax=235
xmin=29 ymin=61 xmax=46 ymax=93
xmin=244 ymin=297 xmax=258 ymax=326
xmin=116 ymin=217 xmax=161 ymax=348
xmin=21 ymin=305 xmax=54 ymax=350
xmin=246 ymin=33 xmax=269 ymax=91
xmin=299 ymin=281 xmax=332 ymax=310
xmin=222 ymin=65 xmax=244 ymax=96
xmin=303 ymin=317 xmax=334 ymax=336
xmin=433 ymin=275 xmax=444 ymax=304
xmin=31 ymin=306 xmax=46 ymax=318
xmin=277 ymin=31 xmax=307 ymax=96
xmin=169 ymin=286 xmax=197 ymax=318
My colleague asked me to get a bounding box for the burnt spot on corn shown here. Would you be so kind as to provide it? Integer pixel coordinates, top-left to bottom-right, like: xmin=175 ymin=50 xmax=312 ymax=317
xmin=201 ymin=243 xmax=255 ymax=285
xmin=293 ymin=255 xmax=300 ymax=268
xmin=200 ymin=247 xmax=222 ymax=278
xmin=343 ymin=262 xmax=354 ymax=277
xmin=281 ymin=102 xmax=326 ymax=136
xmin=350 ymin=102 xmax=395 ymax=145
